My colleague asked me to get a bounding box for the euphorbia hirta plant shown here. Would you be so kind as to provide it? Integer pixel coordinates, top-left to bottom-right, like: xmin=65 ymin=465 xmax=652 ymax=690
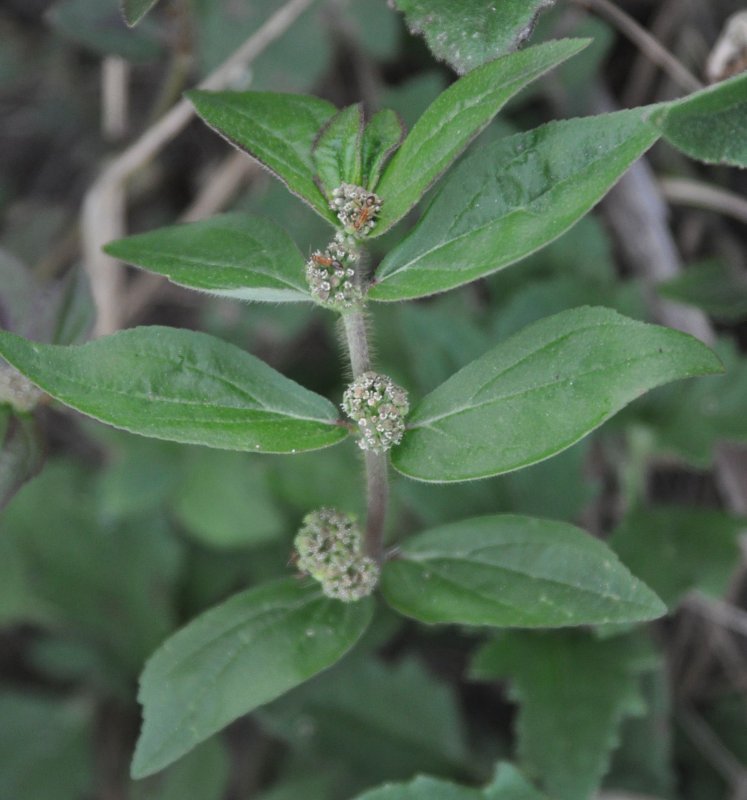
xmin=0 ymin=36 xmax=743 ymax=780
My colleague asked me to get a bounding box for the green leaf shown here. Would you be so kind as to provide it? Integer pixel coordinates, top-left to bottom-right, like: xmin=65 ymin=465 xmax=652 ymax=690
xmin=607 ymin=662 xmax=675 ymax=799
xmin=171 ymin=449 xmax=284 ymax=549
xmin=121 ymin=0 xmax=160 ymax=26
xmin=653 ymin=72 xmax=747 ymax=167
xmin=131 ymin=739 xmax=229 ymax=800
xmin=657 ymin=259 xmax=747 ymax=321
xmin=353 ymin=775 xmax=485 ymax=800
xmin=0 ymin=408 xmax=44 ymax=511
xmin=2 ymin=460 xmax=182 ymax=670
xmin=470 ymin=631 xmax=652 ymax=800
xmin=392 ymin=307 xmax=722 ymax=482
xmin=610 ymin=506 xmax=745 ymax=608
xmin=104 ymin=213 xmax=311 ymax=302
xmin=0 ymin=692 xmax=93 ymax=800
xmin=483 ymin=762 xmax=552 ymax=799
xmin=373 ymin=39 xmax=589 ymax=235
xmin=352 ymin=762 xmax=550 ymax=799
xmin=312 ymin=104 xmax=364 ymax=198
xmin=359 ymin=109 xmax=405 ymax=191
xmin=187 ymin=90 xmax=338 ymax=222
xmin=47 ymin=0 xmax=162 ymax=61
xmin=0 ymin=327 xmax=348 ymax=453
xmin=381 ymin=515 xmax=666 ymax=627
xmin=642 ymin=338 xmax=747 ymax=466
xmin=260 ymin=656 xmax=468 ymax=785
xmin=371 ymin=108 xmax=660 ymax=301
xmin=132 ymin=579 xmax=374 ymax=777
xmin=392 ymin=0 xmax=557 ymax=73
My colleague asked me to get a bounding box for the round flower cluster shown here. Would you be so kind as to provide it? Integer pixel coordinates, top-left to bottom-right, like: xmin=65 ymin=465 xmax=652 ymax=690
xmin=0 ymin=364 xmax=43 ymax=412
xmin=305 ymin=232 xmax=362 ymax=309
xmin=331 ymin=183 xmax=382 ymax=236
xmin=294 ymin=508 xmax=379 ymax=602
xmin=342 ymin=371 xmax=409 ymax=454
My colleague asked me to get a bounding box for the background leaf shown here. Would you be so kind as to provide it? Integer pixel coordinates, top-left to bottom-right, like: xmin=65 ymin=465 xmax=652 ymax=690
xmin=352 ymin=762 xmax=551 ymax=799
xmin=371 ymin=109 xmax=659 ymax=301
xmin=47 ymin=0 xmax=162 ymax=60
xmin=657 ymin=259 xmax=747 ymax=321
xmin=259 ymin=656 xmax=469 ymax=790
xmin=0 ymin=692 xmax=93 ymax=800
xmin=391 ymin=0 xmax=557 ymax=74
xmin=392 ymin=307 xmax=722 ymax=482
xmin=1 ymin=460 xmax=182 ymax=671
xmin=170 ymin=448 xmax=285 ymax=549
xmin=609 ymin=506 xmax=745 ymax=608
xmin=470 ymin=631 xmax=653 ymax=800
xmin=104 ymin=214 xmax=311 ymax=303
xmin=187 ymin=90 xmax=338 ymax=222
xmin=0 ymin=408 xmax=44 ymax=511
xmin=121 ymin=0 xmax=160 ymax=27
xmin=381 ymin=515 xmax=666 ymax=627
xmin=0 ymin=327 xmax=348 ymax=453
xmin=132 ymin=579 xmax=373 ymax=777
xmin=653 ymin=72 xmax=747 ymax=166
xmin=373 ymin=39 xmax=588 ymax=235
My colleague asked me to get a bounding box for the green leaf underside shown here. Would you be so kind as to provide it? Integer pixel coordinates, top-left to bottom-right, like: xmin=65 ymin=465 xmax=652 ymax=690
xmin=121 ymin=0 xmax=159 ymax=26
xmin=373 ymin=38 xmax=589 ymax=235
xmin=132 ymin=579 xmax=373 ymax=777
xmin=104 ymin=213 xmax=310 ymax=303
xmin=392 ymin=307 xmax=722 ymax=482
xmin=471 ymin=632 xmax=650 ymax=800
xmin=371 ymin=108 xmax=660 ymax=301
xmin=186 ymin=90 xmax=338 ymax=222
xmin=312 ymin=104 xmax=364 ymax=198
xmin=359 ymin=109 xmax=405 ymax=191
xmin=0 ymin=327 xmax=348 ymax=453
xmin=381 ymin=515 xmax=666 ymax=627
xmin=393 ymin=0 xmax=558 ymax=74
xmin=654 ymin=72 xmax=747 ymax=167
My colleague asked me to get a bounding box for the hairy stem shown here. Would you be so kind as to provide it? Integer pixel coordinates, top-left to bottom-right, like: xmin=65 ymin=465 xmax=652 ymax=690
xmin=342 ymin=308 xmax=389 ymax=564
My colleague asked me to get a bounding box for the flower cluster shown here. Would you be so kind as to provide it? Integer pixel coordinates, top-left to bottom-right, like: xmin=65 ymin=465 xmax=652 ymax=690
xmin=0 ymin=364 xmax=43 ymax=412
xmin=305 ymin=232 xmax=362 ymax=309
xmin=342 ymin=371 xmax=409 ymax=453
xmin=294 ymin=508 xmax=379 ymax=602
xmin=331 ymin=183 xmax=382 ymax=236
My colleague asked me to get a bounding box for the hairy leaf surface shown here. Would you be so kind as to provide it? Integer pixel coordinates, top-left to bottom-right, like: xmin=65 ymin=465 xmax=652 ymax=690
xmin=392 ymin=307 xmax=722 ymax=482
xmin=373 ymin=39 xmax=589 ymax=234
xmin=392 ymin=0 xmax=558 ymax=73
xmin=653 ymin=72 xmax=747 ymax=166
xmin=371 ymin=109 xmax=660 ymax=300
xmin=133 ymin=579 xmax=373 ymax=777
xmin=381 ymin=515 xmax=666 ymax=627
xmin=312 ymin=104 xmax=363 ymax=198
xmin=104 ymin=214 xmax=310 ymax=302
xmin=0 ymin=327 xmax=348 ymax=453
xmin=187 ymin=90 xmax=338 ymax=222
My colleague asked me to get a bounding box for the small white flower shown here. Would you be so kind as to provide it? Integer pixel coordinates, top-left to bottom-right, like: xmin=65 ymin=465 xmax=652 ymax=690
xmin=331 ymin=183 xmax=382 ymax=236
xmin=342 ymin=372 xmax=409 ymax=453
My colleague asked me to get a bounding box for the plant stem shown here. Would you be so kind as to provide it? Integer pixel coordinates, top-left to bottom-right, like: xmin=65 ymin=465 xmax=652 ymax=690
xmin=342 ymin=308 xmax=389 ymax=564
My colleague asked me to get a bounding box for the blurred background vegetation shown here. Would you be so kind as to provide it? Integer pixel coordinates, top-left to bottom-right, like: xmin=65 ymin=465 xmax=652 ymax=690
xmin=0 ymin=1 xmax=745 ymax=798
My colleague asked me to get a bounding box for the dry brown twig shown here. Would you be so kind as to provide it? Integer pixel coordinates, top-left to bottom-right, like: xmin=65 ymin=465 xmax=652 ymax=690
xmin=659 ymin=178 xmax=747 ymax=226
xmin=83 ymin=0 xmax=317 ymax=337
xmin=574 ymin=0 xmax=703 ymax=94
